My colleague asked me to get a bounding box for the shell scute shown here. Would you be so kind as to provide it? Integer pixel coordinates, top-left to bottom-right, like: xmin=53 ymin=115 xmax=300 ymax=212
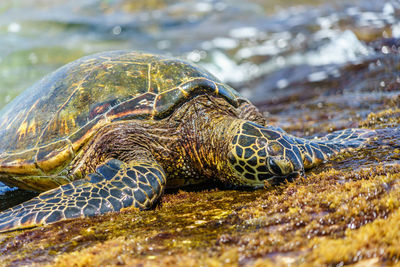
xmin=149 ymin=59 xmax=215 ymax=93
xmin=68 ymin=115 xmax=107 ymax=152
xmin=0 ymin=149 xmax=39 ymax=175
xmin=216 ymin=83 xmax=241 ymax=107
xmin=89 ymin=99 xmax=120 ymax=120
xmin=107 ymin=92 xmax=156 ymax=121
xmin=180 ymin=78 xmax=217 ymax=95
xmin=36 ymin=139 xmax=74 ymax=174
xmin=154 ymin=88 xmax=186 ymax=119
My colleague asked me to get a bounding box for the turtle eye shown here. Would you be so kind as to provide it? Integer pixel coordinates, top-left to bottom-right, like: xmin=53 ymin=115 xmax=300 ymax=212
xmin=268 ymin=158 xmax=282 ymax=176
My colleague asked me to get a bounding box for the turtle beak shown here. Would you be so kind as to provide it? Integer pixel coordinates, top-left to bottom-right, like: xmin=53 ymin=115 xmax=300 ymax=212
xmin=264 ymin=170 xmax=304 ymax=186
xmin=290 ymin=170 xmax=304 ymax=180
xmin=281 ymin=170 xmax=304 ymax=182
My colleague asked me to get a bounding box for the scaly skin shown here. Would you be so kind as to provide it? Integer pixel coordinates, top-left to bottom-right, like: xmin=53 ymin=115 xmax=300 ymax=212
xmin=0 ymin=95 xmax=373 ymax=232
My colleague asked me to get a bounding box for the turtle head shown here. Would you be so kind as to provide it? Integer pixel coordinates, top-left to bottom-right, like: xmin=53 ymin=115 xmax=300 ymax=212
xmin=227 ymin=121 xmax=304 ymax=187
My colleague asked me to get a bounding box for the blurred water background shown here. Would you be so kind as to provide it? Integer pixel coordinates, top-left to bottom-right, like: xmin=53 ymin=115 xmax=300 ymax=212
xmin=0 ymin=0 xmax=399 ymax=197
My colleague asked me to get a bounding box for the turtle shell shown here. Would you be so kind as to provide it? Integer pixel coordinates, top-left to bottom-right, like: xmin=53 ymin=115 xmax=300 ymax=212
xmin=0 ymin=50 xmax=244 ymax=187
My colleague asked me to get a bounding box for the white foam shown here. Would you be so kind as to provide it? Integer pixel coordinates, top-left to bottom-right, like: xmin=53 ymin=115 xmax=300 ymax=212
xmin=229 ymin=27 xmax=259 ymax=39
xmin=211 ymin=37 xmax=238 ymax=49
xmin=287 ymin=30 xmax=371 ymax=66
xmin=200 ymin=50 xmax=259 ymax=83
xmin=7 ymin=22 xmax=21 ymax=33
xmin=308 ymin=71 xmax=328 ymax=82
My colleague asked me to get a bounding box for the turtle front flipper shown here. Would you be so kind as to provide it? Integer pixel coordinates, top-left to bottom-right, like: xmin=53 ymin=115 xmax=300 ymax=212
xmin=0 ymin=158 xmax=166 ymax=232
xmin=293 ymin=128 xmax=375 ymax=169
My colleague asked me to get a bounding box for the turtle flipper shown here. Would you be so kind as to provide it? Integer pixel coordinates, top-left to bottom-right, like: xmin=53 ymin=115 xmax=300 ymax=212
xmin=0 ymin=158 xmax=166 ymax=232
xmin=293 ymin=128 xmax=375 ymax=169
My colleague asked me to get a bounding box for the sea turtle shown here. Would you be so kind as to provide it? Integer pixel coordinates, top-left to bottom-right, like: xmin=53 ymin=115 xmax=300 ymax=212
xmin=0 ymin=50 xmax=372 ymax=232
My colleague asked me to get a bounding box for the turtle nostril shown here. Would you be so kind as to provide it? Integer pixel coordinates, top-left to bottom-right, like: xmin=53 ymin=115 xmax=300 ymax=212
xmin=268 ymin=158 xmax=282 ymax=176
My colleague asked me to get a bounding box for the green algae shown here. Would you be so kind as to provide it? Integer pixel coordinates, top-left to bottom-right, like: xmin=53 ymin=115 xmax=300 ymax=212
xmin=361 ymin=108 xmax=400 ymax=129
